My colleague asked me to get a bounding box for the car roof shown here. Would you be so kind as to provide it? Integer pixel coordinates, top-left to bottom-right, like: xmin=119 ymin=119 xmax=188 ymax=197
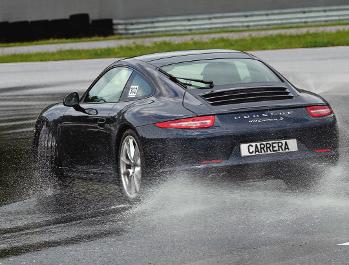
xmin=126 ymin=49 xmax=253 ymax=67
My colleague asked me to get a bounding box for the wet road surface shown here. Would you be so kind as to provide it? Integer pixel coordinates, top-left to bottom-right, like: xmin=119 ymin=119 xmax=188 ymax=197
xmin=1 ymin=47 xmax=349 ymax=264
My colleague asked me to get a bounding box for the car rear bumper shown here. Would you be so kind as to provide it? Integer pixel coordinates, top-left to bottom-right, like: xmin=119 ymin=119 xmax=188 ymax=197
xmin=156 ymin=150 xmax=338 ymax=173
xmin=137 ymin=126 xmax=338 ymax=174
xmin=136 ymin=106 xmax=339 ymax=174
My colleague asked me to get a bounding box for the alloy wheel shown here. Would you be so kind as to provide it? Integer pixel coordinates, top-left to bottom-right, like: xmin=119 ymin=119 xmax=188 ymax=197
xmin=119 ymin=135 xmax=142 ymax=199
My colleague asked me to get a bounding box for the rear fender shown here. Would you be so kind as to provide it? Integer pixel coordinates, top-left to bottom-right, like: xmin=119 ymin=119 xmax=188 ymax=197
xmin=123 ymin=97 xmax=196 ymax=127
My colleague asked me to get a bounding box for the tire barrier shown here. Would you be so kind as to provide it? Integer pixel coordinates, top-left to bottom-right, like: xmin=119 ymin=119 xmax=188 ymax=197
xmin=91 ymin=19 xmax=114 ymax=36
xmin=69 ymin=13 xmax=90 ymax=37
xmin=8 ymin=21 xmax=31 ymax=42
xmin=0 ymin=22 xmax=10 ymax=42
xmin=30 ymin=20 xmax=51 ymax=40
xmin=50 ymin=19 xmax=72 ymax=38
xmin=0 ymin=13 xmax=114 ymax=43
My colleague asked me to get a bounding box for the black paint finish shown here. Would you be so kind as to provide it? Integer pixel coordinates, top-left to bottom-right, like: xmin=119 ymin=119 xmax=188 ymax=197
xmin=33 ymin=50 xmax=339 ymax=181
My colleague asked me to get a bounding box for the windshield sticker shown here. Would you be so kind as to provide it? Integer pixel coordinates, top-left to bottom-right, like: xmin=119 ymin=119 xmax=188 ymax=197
xmin=128 ymin=86 xmax=138 ymax=97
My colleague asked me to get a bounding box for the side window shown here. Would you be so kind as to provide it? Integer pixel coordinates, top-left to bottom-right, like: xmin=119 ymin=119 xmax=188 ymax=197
xmin=85 ymin=67 xmax=133 ymax=103
xmin=123 ymin=72 xmax=154 ymax=100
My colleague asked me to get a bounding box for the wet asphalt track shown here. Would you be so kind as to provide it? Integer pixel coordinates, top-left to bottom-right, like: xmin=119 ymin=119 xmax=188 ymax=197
xmin=1 ymin=47 xmax=349 ymax=264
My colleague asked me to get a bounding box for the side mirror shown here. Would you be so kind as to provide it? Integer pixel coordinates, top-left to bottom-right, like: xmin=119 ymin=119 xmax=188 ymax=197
xmin=63 ymin=92 xmax=80 ymax=107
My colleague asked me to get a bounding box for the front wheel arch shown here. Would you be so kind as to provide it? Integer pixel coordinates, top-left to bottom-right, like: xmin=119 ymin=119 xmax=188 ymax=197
xmin=33 ymin=121 xmax=69 ymax=188
xmin=32 ymin=118 xmax=49 ymax=161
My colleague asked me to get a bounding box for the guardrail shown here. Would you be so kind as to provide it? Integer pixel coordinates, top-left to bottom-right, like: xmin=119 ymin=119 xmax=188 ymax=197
xmin=113 ymin=5 xmax=349 ymax=35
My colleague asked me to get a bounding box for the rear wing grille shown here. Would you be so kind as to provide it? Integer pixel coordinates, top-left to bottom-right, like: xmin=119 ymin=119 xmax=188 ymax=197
xmin=201 ymin=87 xmax=293 ymax=106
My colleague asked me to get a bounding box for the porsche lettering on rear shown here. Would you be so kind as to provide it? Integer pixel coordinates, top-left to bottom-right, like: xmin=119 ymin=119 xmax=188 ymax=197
xmin=233 ymin=111 xmax=293 ymax=121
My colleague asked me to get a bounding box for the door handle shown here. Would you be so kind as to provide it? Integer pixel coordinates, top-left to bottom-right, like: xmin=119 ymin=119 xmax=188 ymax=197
xmin=97 ymin=118 xmax=106 ymax=127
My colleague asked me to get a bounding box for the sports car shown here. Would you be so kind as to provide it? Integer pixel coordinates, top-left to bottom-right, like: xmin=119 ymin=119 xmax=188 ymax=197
xmin=33 ymin=49 xmax=339 ymax=200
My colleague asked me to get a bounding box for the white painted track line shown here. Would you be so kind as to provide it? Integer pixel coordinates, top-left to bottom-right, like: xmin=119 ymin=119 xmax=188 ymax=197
xmin=337 ymin=242 xmax=349 ymax=246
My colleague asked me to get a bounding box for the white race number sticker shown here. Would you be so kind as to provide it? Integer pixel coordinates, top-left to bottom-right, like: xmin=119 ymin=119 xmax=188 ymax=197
xmin=128 ymin=85 xmax=139 ymax=97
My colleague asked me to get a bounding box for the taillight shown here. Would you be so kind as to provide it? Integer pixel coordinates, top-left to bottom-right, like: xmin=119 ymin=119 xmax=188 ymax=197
xmin=314 ymin=148 xmax=332 ymax=153
xmin=201 ymin=160 xmax=223 ymax=164
xmin=306 ymin=105 xmax=333 ymax=118
xmin=155 ymin=115 xmax=216 ymax=129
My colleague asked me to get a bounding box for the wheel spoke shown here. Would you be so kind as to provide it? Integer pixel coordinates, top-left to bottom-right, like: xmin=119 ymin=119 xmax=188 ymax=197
xmin=129 ymin=138 xmax=135 ymax=162
xmin=129 ymin=175 xmax=136 ymax=194
xmin=134 ymin=148 xmax=141 ymax=166
xmin=134 ymin=168 xmax=141 ymax=192
xmin=134 ymin=167 xmax=141 ymax=180
xmin=125 ymin=140 xmax=134 ymax=163
xmin=133 ymin=174 xmax=140 ymax=193
xmin=120 ymin=154 xmax=131 ymax=165
xmin=122 ymin=169 xmax=132 ymax=185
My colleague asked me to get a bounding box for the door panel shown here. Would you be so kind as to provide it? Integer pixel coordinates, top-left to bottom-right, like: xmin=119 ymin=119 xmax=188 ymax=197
xmin=59 ymin=66 xmax=134 ymax=176
xmin=57 ymin=67 xmax=156 ymax=180
xmin=59 ymin=103 xmax=115 ymax=170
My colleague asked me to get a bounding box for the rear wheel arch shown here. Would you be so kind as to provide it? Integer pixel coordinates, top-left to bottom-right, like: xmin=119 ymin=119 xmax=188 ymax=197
xmin=113 ymin=123 xmax=142 ymax=169
xmin=115 ymin=124 xmax=137 ymax=151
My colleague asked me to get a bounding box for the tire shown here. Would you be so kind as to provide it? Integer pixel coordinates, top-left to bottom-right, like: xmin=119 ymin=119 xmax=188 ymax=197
xmin=50 ymin=19 xmax=72 ymax=38
xmin=0 ymin=22 xmax=10 ymax=42
xmin=117 ymin=129 xmax=147 ymax=201
xmin=69 ymin=13 xmax=90 ymax=37
xmin=8 ymin=21 xmax=31 ymax=42
xmin=90 ymin=19 xmax=113 ymax=36
xmin=30 ymin=20 xmax=51 ymax=40
xmin=35 ymin=123 xmax=70 ymax=189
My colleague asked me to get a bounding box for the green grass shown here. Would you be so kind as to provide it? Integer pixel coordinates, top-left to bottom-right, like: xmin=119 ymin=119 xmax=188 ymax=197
xmin=0 ymin=21 xmax=348 ymax=48
xmin=1 ymin=30 xmax=349 ymax=63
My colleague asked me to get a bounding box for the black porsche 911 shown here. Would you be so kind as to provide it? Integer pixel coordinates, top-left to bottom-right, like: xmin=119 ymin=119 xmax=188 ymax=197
xmin=33 ymin=49 xmax=339 ymax=200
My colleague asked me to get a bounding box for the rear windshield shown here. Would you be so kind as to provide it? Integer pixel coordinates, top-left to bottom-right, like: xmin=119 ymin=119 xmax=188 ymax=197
xmin=161 ymin=58 xmax=281 ymax=88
